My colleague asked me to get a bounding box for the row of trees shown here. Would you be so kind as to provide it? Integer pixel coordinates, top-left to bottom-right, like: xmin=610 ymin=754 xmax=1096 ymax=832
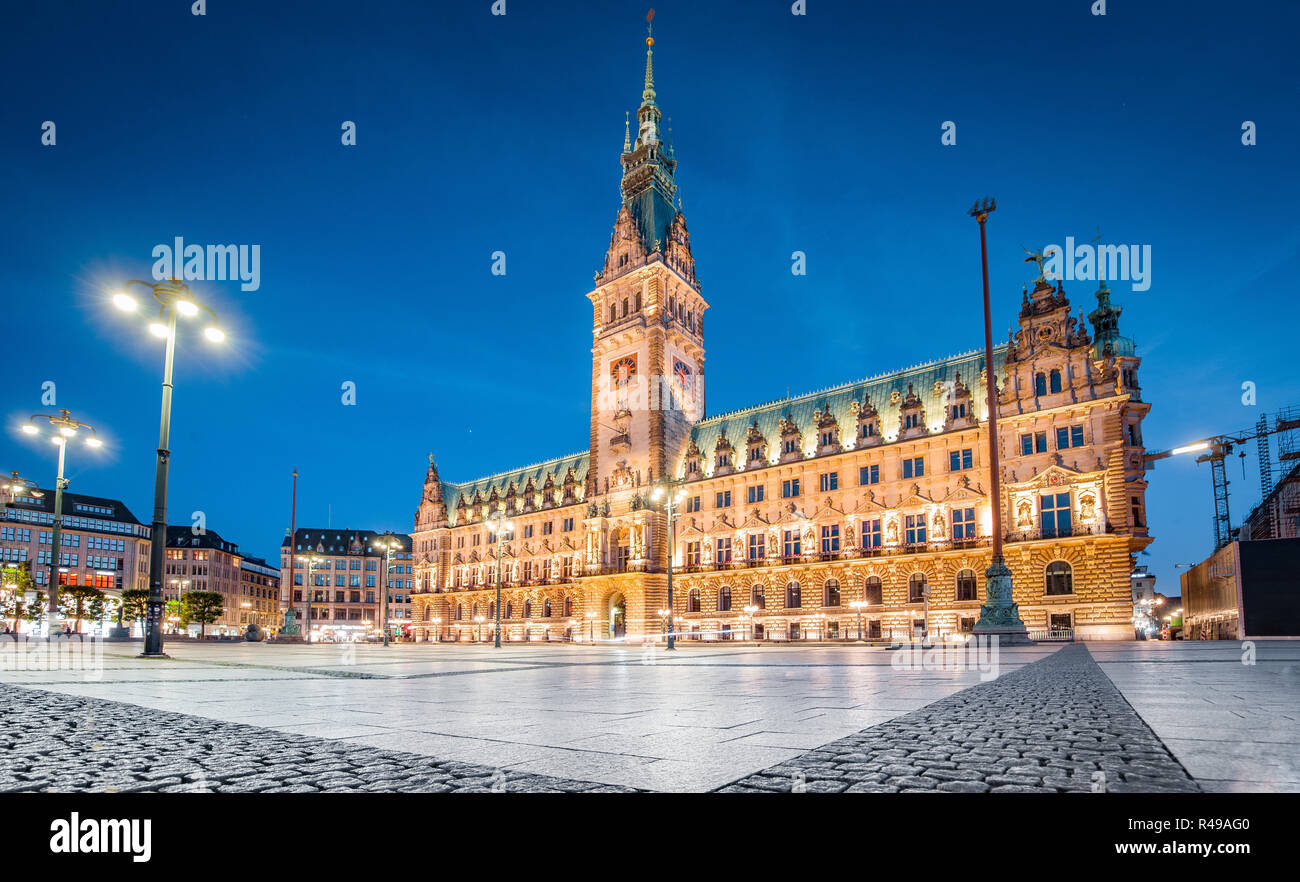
xmin=2 ymin=564 xmax=226 ymax=636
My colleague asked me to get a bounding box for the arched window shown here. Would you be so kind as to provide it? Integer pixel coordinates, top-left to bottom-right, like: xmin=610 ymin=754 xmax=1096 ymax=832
xmin=750 ymin=584 xmax=765 ymax=609
xmin=785 ymin=581 xmax=802 ymax=609
xmin=1045 ymin=561 xmax=1074 ymax=596
xmin=543 ymin=599 xmax=552 ymax=618
xmin=471 ymin=603 xmax=479 ymax=618
xmin=1049 ymin=369 xmax=1062 ymax=394
xmin=506 ymin=601 xmax=514 ymax=619
xmin=908 ymin=573 xmax=928 ymax=603
xmin=488 ymin=601 xmax=495 ymax=619
xmin=688 ymin=588 xmax=701 ymax=613
xmin=523 ymin=599 xmax=532 ymax=618
xmin=956 ymin=569 xmax=978 ymax=602
xmin=823 ymin=579 xmax=841 ymax=607
xmin=863 ymin=575 xmax=883 ymax=605
xmin=718 ymin=585 xmax=732 ymax=612
xmin=1034 ymin=372 xmax=1048 ymax=396
xmin=455 ymin=604 xmax=463 ymax=621
xmin=564 ymin=596 xmax=573 ymax=617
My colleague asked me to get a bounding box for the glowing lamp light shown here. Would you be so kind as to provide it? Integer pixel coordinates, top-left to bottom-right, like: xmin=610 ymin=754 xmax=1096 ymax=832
xmin=203 ymin=325 xmax=225 ymax=343
xmin=58 ymin=426 xmax=76 ymax=437
xmin=85 ymin=436 xmax=103 ymax=448
xmin=1172 ymin=441 xmax=1210 ymax=456
xmin=175 ymin=299 xmax=199 ymax=317
xmin=112 ymin=292 xmax=139 ymax=312
xmin=21 ymin=423 xmax=38 ymax=435
xmin=148 ymin=322 xmax=170 ymax=338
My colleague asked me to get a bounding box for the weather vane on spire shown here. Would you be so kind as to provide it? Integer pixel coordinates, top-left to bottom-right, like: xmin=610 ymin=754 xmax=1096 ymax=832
xmin=647 ymin=8 xmax=655 ymax=44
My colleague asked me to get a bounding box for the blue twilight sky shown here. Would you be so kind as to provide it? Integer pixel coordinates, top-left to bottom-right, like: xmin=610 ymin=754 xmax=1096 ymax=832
xmin=2 ymin=0 xmax=1298 ymax=590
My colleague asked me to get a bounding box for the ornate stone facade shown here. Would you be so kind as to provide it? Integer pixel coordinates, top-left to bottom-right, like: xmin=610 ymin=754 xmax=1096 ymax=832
xmin=409 ymin=24 xmax=1150 ymax=644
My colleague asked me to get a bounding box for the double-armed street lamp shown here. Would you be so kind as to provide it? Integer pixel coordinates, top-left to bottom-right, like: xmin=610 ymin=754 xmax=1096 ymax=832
xmin=304 ymin=555 xmax=324 ymax=644
xmin=112 ymin=280 xmax=226 ymax=657
xmin=474 ymin=614 xmax=486 ymax=643
xmin=19 ymin=411 xmax=105 ymax=636
xmin=850 ymin=599 xmax=867 ymax=642
xmin=742 ymin=604 xmax=759 ymax=641
xmin=375 ymin=533 xmax=405 ymax=647
xmin=650 ymin=481 xmax=688 ymax=650
xmin=485 ymin=515 xmax=514 ymax=648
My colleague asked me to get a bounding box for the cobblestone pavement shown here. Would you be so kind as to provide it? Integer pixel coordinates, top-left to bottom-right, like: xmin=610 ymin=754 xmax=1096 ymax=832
xmin=0 ymin=683 xmax=639 ymax=793
xmin=717 ymin=644 xmax=1201 ymax=793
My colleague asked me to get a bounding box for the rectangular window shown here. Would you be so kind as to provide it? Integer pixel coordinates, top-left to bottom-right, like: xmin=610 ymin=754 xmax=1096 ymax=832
xmin=818 ymin=472 xmax=838 ymax=492
xmin=747 ymin=533 xmax=765 ymax=560
xmin=523 ymin=524 xmax=534 ymax=539
xmin=951 ymin=402 xmax=967 ymax=420
xmin=715 ymin=538 xmax=732 ymax=564
xmin=820 ymin=525 xmax=840 ymax=554
xmin=715 ymin=490 xmax=732 ymax=508
xmin=1040 ymin=492 xmax=1072 ymax=538
xmin=562 ymin=518 xmax=574 ymax=532
xmin=685 ymin=541 xmax=701 ymax=566
xmin=782 ymin=529 xmax=801 ymax=558
xmin=859 ymin=464 xmax=880 ymax=485
xmin=860 ymin=422 xmax=876 ymax=438
xmin=905 ymin=514 xmax=927 ymax=545
xmin=1020 ymin=433 xmax=1033 ymax=456
xmin=781 ymin=479 xmax=800 ymax=498
xmin=952 ymin=507 xmax=976 ymax=539
xmin=746 ymin=485 xmax=764 ymax=504
xmin=542 ymin=521 xmax=553 ymax=535
xmin=685 ymin=496 xmax=701 ymax=513
xmin=1036 ymin=431 xmax=1048 ymax=453
xmin=949 ymin=449 xmax=973 ymax=471
xmin=1057 ymin=424 xmax=1085 ymax=449
xmin=902 ymin=457 xmax=924 ymax=479
xmin=863 ymin=518 xmax=882 ymax=548
xmin=1131 ymin=495 xmax=1143 ymax=527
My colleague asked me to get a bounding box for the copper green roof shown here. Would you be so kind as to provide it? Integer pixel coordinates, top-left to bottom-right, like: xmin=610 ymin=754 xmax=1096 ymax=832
xmin=440 ymin=450 xmax=589 ymax=517
xmin=687 ymin=347 xmax=1007 ymax=465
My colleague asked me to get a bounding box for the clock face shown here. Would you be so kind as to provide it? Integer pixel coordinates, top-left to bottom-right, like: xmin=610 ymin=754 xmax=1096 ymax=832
xmin=611 ymin=355 xmax=637 ymax=388
xmin=1037 ymin=326 xmax=1054 ymax=341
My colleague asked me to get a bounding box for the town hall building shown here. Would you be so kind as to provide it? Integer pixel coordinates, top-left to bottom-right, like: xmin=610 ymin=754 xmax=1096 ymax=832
xmin=408 ymin=22 xmax=1151 ymax=644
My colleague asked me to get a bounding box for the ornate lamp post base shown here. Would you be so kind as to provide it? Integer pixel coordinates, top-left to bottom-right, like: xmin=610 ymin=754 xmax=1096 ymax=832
xmin=972 ymin=559 xmax=1032 ymax=643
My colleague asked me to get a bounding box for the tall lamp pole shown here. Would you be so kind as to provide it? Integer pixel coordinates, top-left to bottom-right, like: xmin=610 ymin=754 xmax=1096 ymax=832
xmin=112 ymin=281 xmax=226 ymax=658
xmin=304 ymin=555 xmax=322 ymax=644
xmin=19 ymin=411 xmax=105 ymax=636
xmin=376 ymin=533 xmax=404 ymax=647
xmin=651 ymin=481 xmax=687 ymax=650
xmin=486 ymin=515 xmax=513 ymax=648
xmin=966 ymin=199 xmax=1029 ymax=642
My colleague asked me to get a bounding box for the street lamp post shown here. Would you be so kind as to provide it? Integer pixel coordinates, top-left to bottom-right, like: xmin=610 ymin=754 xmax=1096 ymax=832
xmin=376 ymin=533 xmax=403 ymax=647
xmin=742 ymin=604 xmax=758 ymax=641
xmin=113 ymin=280 xmax=226 ymax=657
xmin=304 ymin=556 xmax=323 ymax=644
xmin=431 ymin=616 xmax=442 ymax=643
xmin=965 ymin=199 xmax=1028 ymax=642
xmin=585 ymin=610 xmax=597 ymax=644
xmin=850 ymin=600 xmax=866 ymax=642
xmin=485 ymin=516 xmax=514 ymax=649
xmin=651 ymin=481 xmax=687 ymax=650
xmin=474 ymin=614 xmax=485 ymax=643
xmin=20 ymin=411 xmax=104 ymax=636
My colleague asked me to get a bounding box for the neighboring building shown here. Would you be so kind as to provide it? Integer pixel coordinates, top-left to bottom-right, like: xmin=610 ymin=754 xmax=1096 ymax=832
xmin=409 ymin=23 xmax=1152 ymax=643
xmin=1182 ymin=538 xmax=1300 ymax=640
xmin=1 ymin=483 xmax=151 ymax=632
xmin=239 ymin=556 xmax=282 ymax=632
xmin=1240 ymin=461 xmax=1300 ymax=541
xmin=279 ymin=529 xmax=413 ymax=641
xmin=166 ymin=526 xmax=273 ymax=637
xmin=1131 ymin=565 xmax=1158 ymax=637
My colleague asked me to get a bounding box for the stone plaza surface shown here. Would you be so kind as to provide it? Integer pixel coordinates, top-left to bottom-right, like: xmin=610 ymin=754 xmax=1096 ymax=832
xmin=0 ymin=639 xmax=1295 ymax=793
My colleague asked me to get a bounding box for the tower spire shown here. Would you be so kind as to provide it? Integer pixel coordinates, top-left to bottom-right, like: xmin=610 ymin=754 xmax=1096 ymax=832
xmin=643 ymin=9 xmax=656 ymax=105
xmin=623 ymin=111 xmax=631 ymax=152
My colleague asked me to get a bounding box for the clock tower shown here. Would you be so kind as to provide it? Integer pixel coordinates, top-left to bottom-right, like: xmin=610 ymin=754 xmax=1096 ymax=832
xmin=587 ymin=19 xmax=705 ymax=502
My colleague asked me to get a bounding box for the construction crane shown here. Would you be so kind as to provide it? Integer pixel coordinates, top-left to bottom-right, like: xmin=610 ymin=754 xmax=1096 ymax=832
xmin=1145 ymin=408 xmax=1300 ymax=550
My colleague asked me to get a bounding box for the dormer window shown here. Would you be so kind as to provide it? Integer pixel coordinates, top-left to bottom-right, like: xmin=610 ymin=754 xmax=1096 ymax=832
xmin=951 ymin=403 xmax=967 ymax=420
xmin=861 ymin=422 xmax=875 ymax=438
xmin=782 ymin=438 xmax=799 ymax=455
xmin=718 ymin=453 xmax=731 ymax=468
xmin=904 ymin=413 xmax=920 ymax=430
